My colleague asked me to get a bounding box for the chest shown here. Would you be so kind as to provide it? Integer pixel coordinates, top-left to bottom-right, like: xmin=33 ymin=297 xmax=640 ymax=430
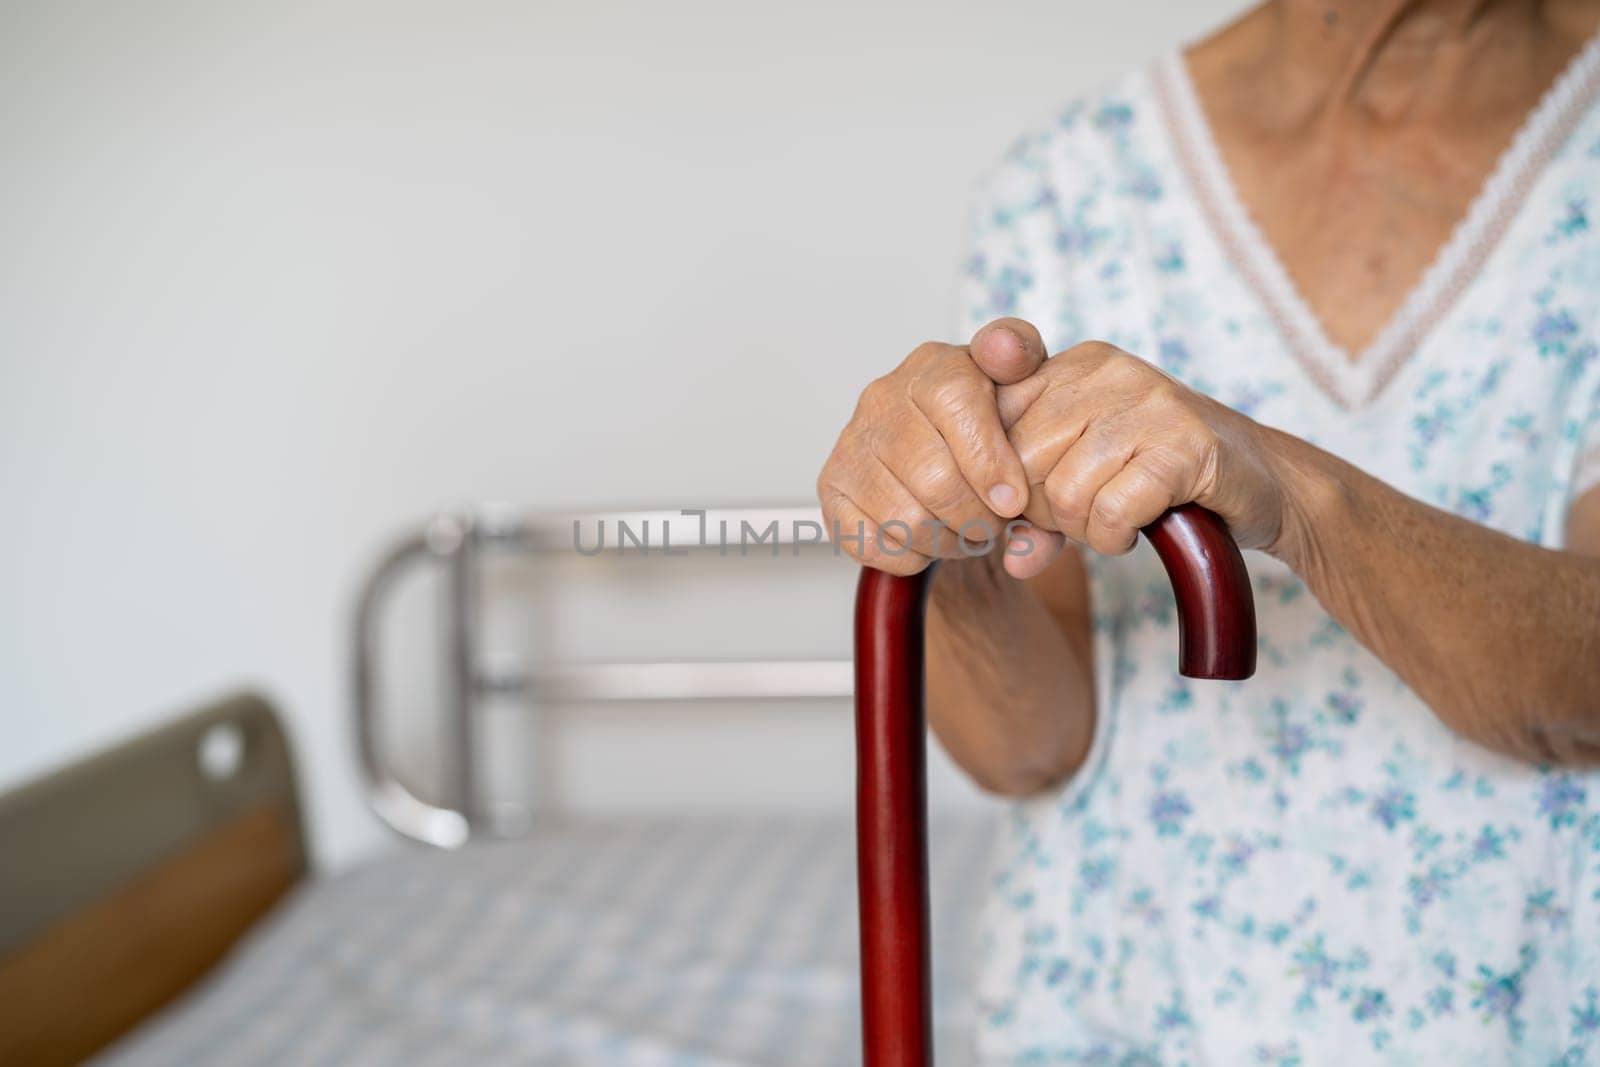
xmin=1214 ymin=116 xmax=1530 ymax=358
xmin=1031 ymin=151 xmax=1597 ymax=544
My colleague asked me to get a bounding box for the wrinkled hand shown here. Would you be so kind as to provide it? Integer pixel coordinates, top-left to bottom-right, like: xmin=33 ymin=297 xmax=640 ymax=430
xmin=816 ymin=319 xmax=1047 ymax=575
xmin=819 ymin=318 xmax=1288 ymax=579
xmin=994 ymin=330 xmax=1287 ymax=578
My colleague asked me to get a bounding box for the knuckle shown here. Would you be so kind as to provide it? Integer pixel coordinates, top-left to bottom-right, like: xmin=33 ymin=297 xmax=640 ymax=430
xmin=905 ymin=341 xmax=947 ymax=370
xmin=860 ymin=536 xmax=891 ymax=565
xmin=858 ymin=411 xmax=904 ymax=460
xmin=1047 ymin=481 xmax=1089 ymax=526
xmin=858 ymin=374 xmax=895 ymax=410
xmin=828 ymin=517 xmax=865 ymax=560
xmin=875 ymin=517 xmax=912 ymax=550
xmin=817 ymin=453 xmax=849 ymax=496
xmin=864 ymin=527 xmax=925 ymax=573
xmin=845 ymin=533 xmax=882 ymax=566
xmin=1086 ymin=360 xmax=1132 ymax=392
xmin=1142 ymin=375 xmax=1181 ymax=406
xmin=1111 ymin=357 xmax=1156 ymax=389
xmin=822 ymin=436 xmax=863 ymax=480
xmin=912 ymin=460 xmax=970 ymax=514
xmin=885 ymin=553 xmax=929 ymax=576
xmin=1089 ymin=489 xmax=1130 ymax=532
xmin=924 ymin=371 xmax=979 ymax=412
xmin=1088 ymin=527 xmax=1134 ymax=556
xmin=1072 ymin=339 xmax=1123 ymax=365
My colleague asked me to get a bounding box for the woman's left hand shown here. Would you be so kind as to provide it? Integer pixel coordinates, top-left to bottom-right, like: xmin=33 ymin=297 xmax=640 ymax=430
xmin=993 ymin=334 xmax=1294 ymax=579
xmin=972 ymin=326 xmax=1600 ymax=768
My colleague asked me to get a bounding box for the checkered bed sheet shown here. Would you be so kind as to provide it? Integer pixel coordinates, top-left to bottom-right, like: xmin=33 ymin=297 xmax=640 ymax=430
xmin=99 ymin=813 xmax=997 ymax=1066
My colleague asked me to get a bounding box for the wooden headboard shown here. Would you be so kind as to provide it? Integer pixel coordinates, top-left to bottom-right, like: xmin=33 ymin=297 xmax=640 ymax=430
xmin=0 ymin=691 xmax=309 ymax=1066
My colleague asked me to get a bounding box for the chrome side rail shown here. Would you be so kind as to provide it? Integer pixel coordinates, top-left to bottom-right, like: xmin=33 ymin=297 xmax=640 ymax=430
xmin=351 ymin=513 xmax=478 ymax=848
xmin=352 ymin=505 xmax=849 ymax=846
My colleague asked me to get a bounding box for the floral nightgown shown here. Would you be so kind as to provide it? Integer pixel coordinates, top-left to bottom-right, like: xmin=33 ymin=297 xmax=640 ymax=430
xmin=957 ymin=37 xmax=1600 ymax=1066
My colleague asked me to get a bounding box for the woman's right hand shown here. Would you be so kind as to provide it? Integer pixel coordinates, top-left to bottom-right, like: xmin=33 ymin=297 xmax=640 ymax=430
xmin=817 ymin=318 xmax=1055 ymax=575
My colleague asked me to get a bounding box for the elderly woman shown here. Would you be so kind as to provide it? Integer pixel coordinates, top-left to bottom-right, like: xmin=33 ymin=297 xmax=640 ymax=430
xmin=818 ymin=0 xmax=1600 ymax=1061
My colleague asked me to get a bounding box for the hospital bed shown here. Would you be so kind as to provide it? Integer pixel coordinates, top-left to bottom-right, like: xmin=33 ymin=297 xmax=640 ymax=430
xmin=0 ymin=506 xmax=995 ymax=1066
xmin=0 ymin=502 xmax=1249 ymax=1066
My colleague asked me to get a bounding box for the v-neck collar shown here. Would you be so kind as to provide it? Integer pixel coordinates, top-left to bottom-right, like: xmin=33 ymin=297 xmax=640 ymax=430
xmin=1152 ymin=34 xmax=1600 ymax=411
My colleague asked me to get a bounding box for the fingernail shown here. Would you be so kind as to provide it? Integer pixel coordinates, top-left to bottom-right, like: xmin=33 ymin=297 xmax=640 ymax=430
xmin=989 ymin=484 xmax=1021 ymax=514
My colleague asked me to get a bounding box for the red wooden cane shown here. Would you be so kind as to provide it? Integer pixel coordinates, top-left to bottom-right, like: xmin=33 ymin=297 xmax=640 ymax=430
xmin=852 ymin=503 xmax=1256 ymax=1066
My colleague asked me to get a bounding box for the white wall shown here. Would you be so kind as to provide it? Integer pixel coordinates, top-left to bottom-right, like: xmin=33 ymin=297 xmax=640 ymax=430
xmin=0 ymin=0 xmax=1249 ymax=870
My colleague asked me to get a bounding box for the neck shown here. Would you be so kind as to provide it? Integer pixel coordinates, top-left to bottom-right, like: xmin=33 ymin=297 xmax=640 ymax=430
xmin=1268 ymin=0 xmax=1547 ymax=114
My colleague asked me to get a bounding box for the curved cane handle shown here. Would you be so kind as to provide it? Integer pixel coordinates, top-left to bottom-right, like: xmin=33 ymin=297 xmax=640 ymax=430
xmin=1140 ymin=503 xmax=1257 ymax=681
xmin=852 ymin=503 xmax=1256 ymax=1066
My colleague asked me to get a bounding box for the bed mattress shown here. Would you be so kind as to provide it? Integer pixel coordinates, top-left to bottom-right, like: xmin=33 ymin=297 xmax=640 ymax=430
xmin=98 ymin=813 xmax=996 ymax=1066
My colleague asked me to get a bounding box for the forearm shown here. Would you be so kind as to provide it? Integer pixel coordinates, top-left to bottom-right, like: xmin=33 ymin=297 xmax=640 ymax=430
xmin=924 ymin=548 xmax=1095 ymax=795
xmin=1267 ymin=428 xmax=1600 ymax=764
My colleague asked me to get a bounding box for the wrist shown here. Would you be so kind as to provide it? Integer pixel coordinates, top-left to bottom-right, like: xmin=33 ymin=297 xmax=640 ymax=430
xmin=1260 ymin=427 xmax=1352 ymax=575
xmin=929 ymin=539 xmax=1026 ymax=625
xmin=931 ymin=541 xmax=1008 ymax=596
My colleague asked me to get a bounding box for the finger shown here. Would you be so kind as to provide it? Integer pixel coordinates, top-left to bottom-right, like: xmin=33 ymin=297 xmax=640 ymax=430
xmin=844 ymin=443 xmax=970 ymax=559
xmin=858 ymin=399 xmax=1001 ymax=553
xmin=995 ymin=340 xmax=1120 ymax=430
xmin=882 ymin=422 xmax=1010 ymax=542
xmin=906 ymin=358 xmax=1029 ymax=518
xmin=1005 ymin=356 xmax=1146 ymax=491
xmin=821 ymin=485 xmax=933 ymax=575
xmin=969 ymin=318 xmax=1047 ymax=385
xmin=1040 ymin=424 xmax=1139 ymax=546
xmin=1008 ymin=387 xmax=1094 ymax=491
xmin=1001 ymin=521 xmax=1068 ymax=580
xmin=1084 ymin=449 xmax=1191 ymax=557
xmin=869 ymin=453 xmax=994 ymax=558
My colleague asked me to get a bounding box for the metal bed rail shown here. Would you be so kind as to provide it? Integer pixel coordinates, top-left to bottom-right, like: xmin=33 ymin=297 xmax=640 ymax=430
xmin=352 ymin=505 xmax=847 ymax=847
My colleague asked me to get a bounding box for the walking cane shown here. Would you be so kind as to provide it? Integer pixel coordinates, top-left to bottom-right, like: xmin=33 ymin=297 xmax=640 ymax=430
xmin=852 ymin=503 xmax=1257 ymax=1066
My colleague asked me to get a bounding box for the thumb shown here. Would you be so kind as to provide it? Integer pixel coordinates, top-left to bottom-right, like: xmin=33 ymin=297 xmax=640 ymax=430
xmin=969 ymin=318 xmax=1047 ymax=386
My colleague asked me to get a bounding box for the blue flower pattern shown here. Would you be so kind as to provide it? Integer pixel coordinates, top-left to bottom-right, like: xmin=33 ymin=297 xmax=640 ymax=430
xmin=959 ymin=62 xmax=1600 ymax=1065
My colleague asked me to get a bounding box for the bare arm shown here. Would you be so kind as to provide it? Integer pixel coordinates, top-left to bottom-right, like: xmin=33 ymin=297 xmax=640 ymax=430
xmin=927 ymin=463 xmax=1600 ymax=796
xmin=983 ymin=335 xmax=1600 ymax=772
xmin=824 ymin=317 xmax=1600 ymax=797
xmin=1268 ymin=434 xmax=1600 ymax=765
xmin=924 ymin=544 xmax=1094 ymax=796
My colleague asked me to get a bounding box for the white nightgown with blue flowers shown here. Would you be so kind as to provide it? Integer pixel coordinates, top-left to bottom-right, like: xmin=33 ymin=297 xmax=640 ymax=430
xmin=957 ymin=39 xmax=1600 ymax=1067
